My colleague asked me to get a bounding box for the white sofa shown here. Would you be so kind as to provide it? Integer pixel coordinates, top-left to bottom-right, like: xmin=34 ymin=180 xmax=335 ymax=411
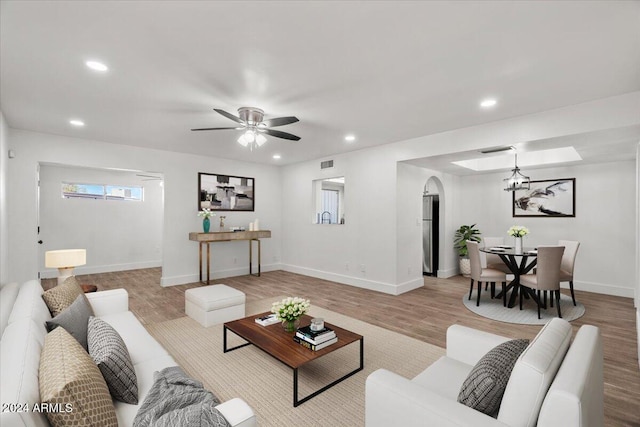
xmin=0 ymin=280 xmax=256 ymax=427
xmin=366 ymin=318 xmax=603 ymax=427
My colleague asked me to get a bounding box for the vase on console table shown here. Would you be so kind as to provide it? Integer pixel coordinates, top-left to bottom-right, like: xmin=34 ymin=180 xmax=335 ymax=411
xmin=202 ymin=217 xmax=210 ymax=233
xmin=515 ymin=237 xmax=523 ymax=253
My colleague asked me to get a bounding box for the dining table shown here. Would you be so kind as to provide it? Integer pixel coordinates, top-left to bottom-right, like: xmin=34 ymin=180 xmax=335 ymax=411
xmin=479 ymin=246 xmax=539 ymax=308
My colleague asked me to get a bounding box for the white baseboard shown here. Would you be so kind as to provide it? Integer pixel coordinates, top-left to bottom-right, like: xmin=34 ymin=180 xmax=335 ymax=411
xmin=437 ymin=267 xmax=458 ymax=279
xmin=280 ymin=264 xmax=411 ymax=295
xmin=160 ymin=263 xmax=282 ymax=287
xmin=39 ymin=260 xmax=162 ymax=279
xmin=570 ymin=280 xmax=634 ymax=298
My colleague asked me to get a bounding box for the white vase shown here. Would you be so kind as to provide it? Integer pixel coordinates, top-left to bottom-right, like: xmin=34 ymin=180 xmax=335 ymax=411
xmin=515 ymin=237 xmax=523 ymax=253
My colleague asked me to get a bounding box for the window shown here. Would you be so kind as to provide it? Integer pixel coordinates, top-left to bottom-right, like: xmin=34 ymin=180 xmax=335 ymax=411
xmin=62 ymin=182 xmax=143 ymax=201
xmin=320 ymin=190 xmax=339 ymax=224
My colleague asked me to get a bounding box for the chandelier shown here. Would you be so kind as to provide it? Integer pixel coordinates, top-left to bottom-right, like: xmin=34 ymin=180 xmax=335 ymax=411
xmin=503 ymin=148 xmax=530 ymax=191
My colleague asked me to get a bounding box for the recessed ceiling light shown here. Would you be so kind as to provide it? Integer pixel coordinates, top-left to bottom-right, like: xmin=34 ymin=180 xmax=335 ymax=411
xmin=272 ymin=154 xmax=281 ymax=159
xmin=85 ymin=60 xmax=108 ymax=72
xmin=69 ymin=119 xmax=85 ymax=127
xmin=480 ymin=98 xmax=497 ymax=108
xmin=345 ymin=134 xmax=356 ymax=142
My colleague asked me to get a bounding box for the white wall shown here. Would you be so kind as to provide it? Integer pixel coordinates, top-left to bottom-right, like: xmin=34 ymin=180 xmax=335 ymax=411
xmin=38 ymin=165 xmax=163 ymax=277
xmin=6 ymin=129 xmax=282 ymax=286
xmin=281 ymin=92 xmax=640 ymax=295
xmin=455 ymin=161 xmax=636 ymax=297
xmin=0 ymin=112 xmax=9 ymax=284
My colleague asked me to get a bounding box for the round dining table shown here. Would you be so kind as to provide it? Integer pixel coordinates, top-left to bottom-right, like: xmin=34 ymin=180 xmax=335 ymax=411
xmin=479 ymin=246 xmax=539 ymax=308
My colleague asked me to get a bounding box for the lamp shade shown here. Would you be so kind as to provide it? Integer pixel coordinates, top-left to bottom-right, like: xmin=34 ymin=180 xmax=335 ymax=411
xmin=45 ymin=249 xmax=86 ymax=268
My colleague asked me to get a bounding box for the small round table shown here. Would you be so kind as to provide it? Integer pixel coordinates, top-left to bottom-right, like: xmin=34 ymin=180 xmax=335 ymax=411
xmin=80 ymin=284 xmax=98 ymax=293
xmin=480 ymin=246 xmax=538 ymax=308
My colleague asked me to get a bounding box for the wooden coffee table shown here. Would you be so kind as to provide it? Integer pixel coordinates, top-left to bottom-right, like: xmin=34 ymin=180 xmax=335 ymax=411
xmin=223 ymin=312 xmax=364 ymax=407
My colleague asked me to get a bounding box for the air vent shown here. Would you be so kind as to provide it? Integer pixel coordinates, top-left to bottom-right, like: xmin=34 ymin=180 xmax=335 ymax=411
xmin=480 ymin=146 xmax=514 ymax=154
xmin=320 ymin=160 xmax=334 ymax=169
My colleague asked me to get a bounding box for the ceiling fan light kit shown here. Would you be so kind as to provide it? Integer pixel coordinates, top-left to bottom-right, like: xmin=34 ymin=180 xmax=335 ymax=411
xmin=192 ymin=106 xmax=300 ymax=150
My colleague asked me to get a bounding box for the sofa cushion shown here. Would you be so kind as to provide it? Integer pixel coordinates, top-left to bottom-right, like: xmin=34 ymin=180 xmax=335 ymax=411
xmin=457 ymin=339 xmax=529 ymax=417
xmin=8 ymin=280 xmax=52 ymax=326
xmin=39 ymin=327 xmax=118 ymax=427
xmin=46 ymin=293 xmax=94 ymax=351
xmin=498 ymin=318 xmax=572 ymax=427
xmin=42 ymin=276 xmax=83 ymax=317
xmin=99 ymin=310 xmax=169 ymax=364
xmin=412 ymin=356 xmax=473 ymax=400
xmin=88 ymin=316 xmax=139 ymax=404
xmin=0 ymin=282 xmax=19 ymax=337
xmin=0 ymin=318 xmax=49 ymax=427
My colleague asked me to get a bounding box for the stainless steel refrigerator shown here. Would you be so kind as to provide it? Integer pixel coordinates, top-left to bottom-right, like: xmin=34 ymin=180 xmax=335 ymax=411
xmin=423 ymin=195 xmax=439 ymax=276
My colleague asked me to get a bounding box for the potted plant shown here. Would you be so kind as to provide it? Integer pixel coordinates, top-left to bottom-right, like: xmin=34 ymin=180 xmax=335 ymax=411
xmin=454 ymin=224 xmax=482 ymax=276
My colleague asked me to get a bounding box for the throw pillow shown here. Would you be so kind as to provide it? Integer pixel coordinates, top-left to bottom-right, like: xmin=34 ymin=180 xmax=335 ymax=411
xmin=46 ymin=293 xmax=94 ymax=351
xmin=457 ymin=338 xmax=529 ymax=417
xmin=42 ymin=276 xmax=83 ymax=316
xmin=39 ymin=327 xmax=118 ymax=427
xmin=88 ymin=316 xmax=139 ymax=404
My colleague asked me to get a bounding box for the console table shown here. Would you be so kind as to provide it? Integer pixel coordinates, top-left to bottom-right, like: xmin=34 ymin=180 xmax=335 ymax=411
xmin=189 ymin=230 xmax=271 ymax=285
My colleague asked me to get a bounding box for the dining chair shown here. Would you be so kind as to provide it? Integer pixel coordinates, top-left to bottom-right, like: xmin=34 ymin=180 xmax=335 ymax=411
xmin=558 ymin=240 xmax=580 ymax=306
xmin=519 ymin=245 xmax=565 ymax=319
xmin=482 ymin=236 xmax=511 ymax=274
xmin=466 ymin=240 xmax=507 ymax=307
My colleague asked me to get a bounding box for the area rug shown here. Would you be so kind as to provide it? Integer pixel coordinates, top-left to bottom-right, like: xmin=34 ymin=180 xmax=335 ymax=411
xmin=145 ymin=297 xmax=445 ymax=427
xmin=462 ymin=289 xmax=585 ymax=325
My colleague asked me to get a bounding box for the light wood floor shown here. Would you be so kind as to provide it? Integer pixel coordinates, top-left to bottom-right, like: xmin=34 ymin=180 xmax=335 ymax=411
xmin=44 ymin=268 xmax=640 ymax=426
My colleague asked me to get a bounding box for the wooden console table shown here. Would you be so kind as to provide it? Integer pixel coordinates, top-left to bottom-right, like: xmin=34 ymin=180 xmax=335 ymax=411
xmin=189 ymin=230 xmax=271 ymax=284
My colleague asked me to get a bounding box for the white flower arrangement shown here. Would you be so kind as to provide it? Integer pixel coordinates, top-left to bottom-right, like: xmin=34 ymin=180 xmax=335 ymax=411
xmin=508 ymin=225 xmax=529 ymax=238
xmin=271 ymin=297 xmax=310 ymax=322
xmin=197 ymin=208 xmax=216 ymax=220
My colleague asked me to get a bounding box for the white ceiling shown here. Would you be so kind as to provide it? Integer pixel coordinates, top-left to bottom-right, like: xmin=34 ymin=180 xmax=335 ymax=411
xmin=1 ymin=1 xmax=639 ymax=168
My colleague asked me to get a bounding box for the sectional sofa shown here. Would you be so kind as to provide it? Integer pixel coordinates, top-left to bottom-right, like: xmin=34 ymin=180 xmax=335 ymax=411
xmin=0 ymin=280 xmax=256 ymax=427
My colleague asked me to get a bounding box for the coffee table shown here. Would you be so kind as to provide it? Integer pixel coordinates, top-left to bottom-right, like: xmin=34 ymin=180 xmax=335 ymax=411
xmin=223 ymin=312 xmax=364 ymax=407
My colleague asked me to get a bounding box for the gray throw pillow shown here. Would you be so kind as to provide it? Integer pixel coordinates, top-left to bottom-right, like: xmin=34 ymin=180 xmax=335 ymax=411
xmin=457 ymin=338 xmax=529 ymax=417
xmin=45 ymin=293 xmax=94 ymax=351
xmin=88 ymin=316 xmax=139 ymax=404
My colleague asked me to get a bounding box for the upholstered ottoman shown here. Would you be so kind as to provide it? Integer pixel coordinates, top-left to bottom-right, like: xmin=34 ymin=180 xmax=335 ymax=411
xmin=185 ymin=285 xmax=246 ymax=327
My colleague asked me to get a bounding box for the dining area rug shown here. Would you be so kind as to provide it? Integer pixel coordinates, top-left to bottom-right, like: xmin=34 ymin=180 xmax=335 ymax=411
xmin=462 ymin=290 xmax=585 ymax=325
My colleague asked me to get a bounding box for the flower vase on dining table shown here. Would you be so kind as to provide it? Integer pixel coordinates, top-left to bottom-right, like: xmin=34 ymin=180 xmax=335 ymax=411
xmin=515 ymin=237 xmax=523 ymax=253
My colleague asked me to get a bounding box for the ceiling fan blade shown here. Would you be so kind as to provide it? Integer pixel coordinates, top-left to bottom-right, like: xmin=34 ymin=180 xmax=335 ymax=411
xmin=261 ymin=128 xmax=301 ymax=141
xmin=191 ymin=127 xmax=241 ymax=131
xmin=261 ymin=116 xmax=299 ymax=127
xmin=214 ymin=108 xmax=244 ymax=124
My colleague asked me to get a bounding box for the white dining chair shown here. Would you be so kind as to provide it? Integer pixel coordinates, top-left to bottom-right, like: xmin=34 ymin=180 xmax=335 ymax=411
xmin=466 ymin=241 xmax=507 ymax=307
xmin=482 ymin=236 xmax=511 ymax=274
xmin=519 ymin=245 xmax=565 ymax=319
xmin=558 ymin=240 xmax=580 ymax=306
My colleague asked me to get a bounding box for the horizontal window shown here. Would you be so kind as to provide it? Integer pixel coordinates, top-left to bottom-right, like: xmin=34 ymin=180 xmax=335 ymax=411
xmin=62 ymin=182 xmax=143 ymax=201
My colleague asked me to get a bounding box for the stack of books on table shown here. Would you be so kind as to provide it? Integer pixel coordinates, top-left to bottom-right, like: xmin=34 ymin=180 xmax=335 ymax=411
xmin=254 ymin=314 xmax=280 ymax=326
xmin=293 ymin=325 xmax=338 ymax=351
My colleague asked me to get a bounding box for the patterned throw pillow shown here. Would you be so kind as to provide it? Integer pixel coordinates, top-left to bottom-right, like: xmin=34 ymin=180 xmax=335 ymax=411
xmin=42 ymin=276 xmax=83 ymax=316
xmin=457 ymin=339 xmax=530 ymax=417
xmin=46 ymin=293 xmax=94 ymax=351
xmin=39 ymin=327 xmax=118 ymax=427
xmin=88 ymin=316 xmax=139 ymax=404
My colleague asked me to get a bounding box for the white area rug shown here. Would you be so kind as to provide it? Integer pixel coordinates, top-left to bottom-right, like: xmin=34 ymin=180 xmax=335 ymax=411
xmin=146 ymin=297 xmax=445 ymax=427
xmin=462 ymin=288 xmax=585 ymax=325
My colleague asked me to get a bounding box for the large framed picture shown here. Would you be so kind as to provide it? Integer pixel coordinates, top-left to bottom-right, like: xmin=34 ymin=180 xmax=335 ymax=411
xmin=512 ymin=178 xmax=575 ymax=217
xmin=198 ymin=173 xmax=254 ymax=212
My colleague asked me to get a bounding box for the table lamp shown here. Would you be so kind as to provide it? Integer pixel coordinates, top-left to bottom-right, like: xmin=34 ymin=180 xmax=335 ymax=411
xmin=45 ymin=249 xmax=86 ymax=285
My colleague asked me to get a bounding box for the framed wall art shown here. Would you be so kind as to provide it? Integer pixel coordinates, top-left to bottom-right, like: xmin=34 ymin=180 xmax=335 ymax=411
xmin=198 ymin=173 xmax=254 ymax=212
xmin=512 ymin=178 xmax=575 ymax=217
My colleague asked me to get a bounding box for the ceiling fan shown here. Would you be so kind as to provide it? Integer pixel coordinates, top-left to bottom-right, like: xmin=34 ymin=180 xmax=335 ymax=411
xmin=191 ymin=107 xmax=300 ymax=149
